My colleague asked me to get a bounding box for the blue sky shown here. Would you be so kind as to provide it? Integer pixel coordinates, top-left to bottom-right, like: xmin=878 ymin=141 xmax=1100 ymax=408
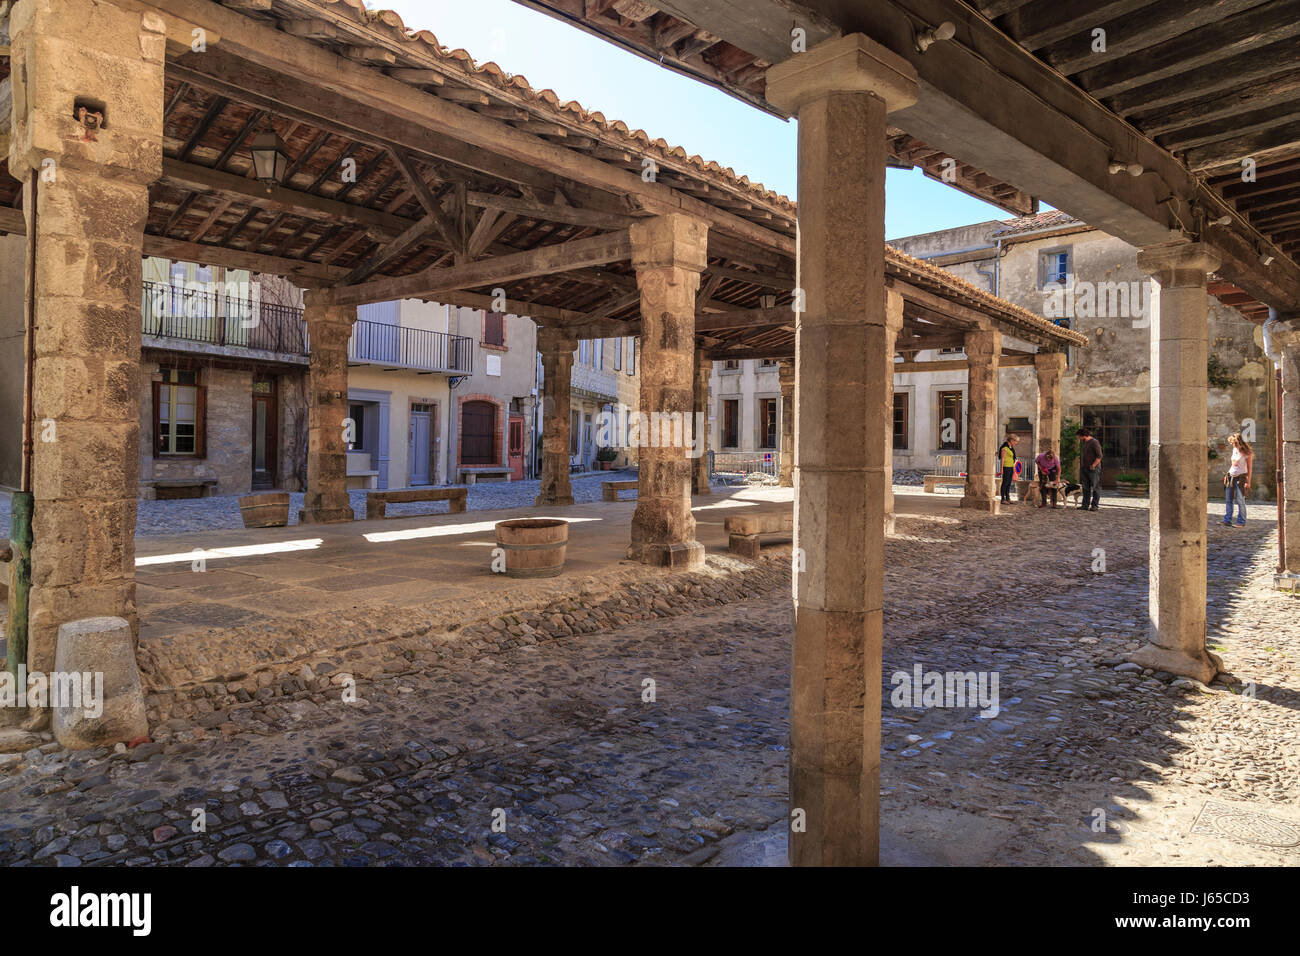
xmin=377 ymin=0 xmax=1015 ymax=240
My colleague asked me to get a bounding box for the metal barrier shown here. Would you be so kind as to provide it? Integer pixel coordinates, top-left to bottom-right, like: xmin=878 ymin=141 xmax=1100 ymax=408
xmin=711 ymin=451 xmax=780 ymax=485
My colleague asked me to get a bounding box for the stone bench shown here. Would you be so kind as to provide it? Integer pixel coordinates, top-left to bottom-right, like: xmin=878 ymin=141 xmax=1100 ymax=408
xmin=365 ymin=487 xmax=468 ymax=520
xmin=602 ymin=480 xmax=638 ymax=501
xmin=922 ymin=475 xmax=965 ymax=493
xmin=145 ymin=478 xmax=219 ymax=500
xmin=459 ymin=467 xmax=511 ymax=484
xmin=725 ymin=512 xmax=794 ymax=559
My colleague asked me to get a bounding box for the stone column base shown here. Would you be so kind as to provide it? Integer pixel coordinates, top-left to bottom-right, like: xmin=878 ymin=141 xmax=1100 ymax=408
xmin=1128 ymin=644 xmax=1222 ymax=684
xmin=959 ymin=497 xmax=1000 ymax=514
xmin=298 ymin=507 xmax=355 ymax=525
xmin=54 ymin=616 xmax=148 ymax=750
xmin=534 ymin=494 xmax=574 ymax=507
xmin=630 ymin=540 xmax=705 ymax=569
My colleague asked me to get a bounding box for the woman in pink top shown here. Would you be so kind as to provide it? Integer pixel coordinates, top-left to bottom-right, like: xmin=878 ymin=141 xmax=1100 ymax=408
xmin=1035 ymin=449 xmax=1062 ymax=509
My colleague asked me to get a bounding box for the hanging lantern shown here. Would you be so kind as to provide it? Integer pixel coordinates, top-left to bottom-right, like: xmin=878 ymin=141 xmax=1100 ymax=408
xmin=249 ymin=128 xmax=290 ymax=186
xmin=760 ymin=294 xmax=777 ymax=309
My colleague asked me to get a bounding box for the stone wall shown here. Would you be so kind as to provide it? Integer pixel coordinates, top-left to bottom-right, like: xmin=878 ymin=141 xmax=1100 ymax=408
xmin=139 ymin=362 xmax=252 ymax=497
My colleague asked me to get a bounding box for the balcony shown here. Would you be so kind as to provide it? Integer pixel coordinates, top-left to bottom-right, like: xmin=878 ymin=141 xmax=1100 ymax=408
xmin=142 ymin=281 xmax=308 ymax=360
xmin=348 ymin=319 xmax=474 ymax=375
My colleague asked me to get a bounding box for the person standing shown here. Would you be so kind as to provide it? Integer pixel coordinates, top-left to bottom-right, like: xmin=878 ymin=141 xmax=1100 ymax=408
xmin=997 ymin=435 xmax=1019 ymax=504
xmin=1077 ymin=425 xmax=1103 ymax=511
xmin=1035 ymin=448 xmax=1062 ymax=509
xmin=1221 ymin=433 xmax=1253 ymax=527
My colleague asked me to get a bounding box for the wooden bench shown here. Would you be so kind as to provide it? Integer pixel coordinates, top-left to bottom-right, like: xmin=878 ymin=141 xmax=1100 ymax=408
xmin=725 ymin=512 xmax=794 ymax=559
xmin=146 ymin=478 xmax=218 ymax=500
xmin=602 ymin=479 xmax=638 ymax=501
xmin=365 ymin=487 xmax=468 ymax=520
xmin=922 ymin=475 xmax=966 ymax=493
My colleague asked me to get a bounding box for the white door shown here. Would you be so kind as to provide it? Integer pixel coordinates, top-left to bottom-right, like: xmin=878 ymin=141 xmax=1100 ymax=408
xmin=409 ymin=405 xmax=432 ymax=485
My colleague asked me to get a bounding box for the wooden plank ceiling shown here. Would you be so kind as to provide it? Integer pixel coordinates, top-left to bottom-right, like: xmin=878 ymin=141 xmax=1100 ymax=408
xmin=0 ymin=0 xmax=1078 ymax=357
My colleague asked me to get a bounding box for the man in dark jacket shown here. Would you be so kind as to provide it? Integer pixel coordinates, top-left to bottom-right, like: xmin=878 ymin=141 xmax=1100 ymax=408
xmin=1078 ymin=425 xmax=1103 ymax=511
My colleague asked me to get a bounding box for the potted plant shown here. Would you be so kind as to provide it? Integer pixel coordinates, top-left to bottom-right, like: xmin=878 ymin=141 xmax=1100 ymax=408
xmin=1114 ymin=470 xmax=1149 ymax=497
xmin=595 ymin=446 xmax=618 ymax=471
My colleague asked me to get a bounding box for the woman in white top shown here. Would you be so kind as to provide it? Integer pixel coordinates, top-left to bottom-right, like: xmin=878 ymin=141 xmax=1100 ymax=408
xmin=1222 ymin=433 xmax=1253 ymax=527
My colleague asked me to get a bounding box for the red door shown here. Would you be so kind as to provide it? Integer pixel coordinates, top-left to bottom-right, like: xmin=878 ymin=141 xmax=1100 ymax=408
xmin=508 ymin=415 xmax=525 ymax=481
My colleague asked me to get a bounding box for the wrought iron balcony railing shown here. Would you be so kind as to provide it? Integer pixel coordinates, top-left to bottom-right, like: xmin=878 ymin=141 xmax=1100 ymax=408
xmin=142 ymin=281 xmax=308 ymax=356
xmin=348 ymin=318 xmax=474 ymax=374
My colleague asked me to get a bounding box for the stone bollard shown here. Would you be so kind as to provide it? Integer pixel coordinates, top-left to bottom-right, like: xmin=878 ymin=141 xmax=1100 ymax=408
xmin=53 ymin=617 xmax=148 ymax=750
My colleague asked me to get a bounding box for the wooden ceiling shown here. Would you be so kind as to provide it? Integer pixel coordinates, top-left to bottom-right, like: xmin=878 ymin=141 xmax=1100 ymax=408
xmin=511 ymin=0 xmax=1038 ymax=216
xmin=0 ymin=0 xmax=1079 ymax=359
xmin=975 ymin=0 xmax=1300 ymax=320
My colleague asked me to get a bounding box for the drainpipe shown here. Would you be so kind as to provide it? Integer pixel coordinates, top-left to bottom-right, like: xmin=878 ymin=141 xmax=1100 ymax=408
xmin=1262 ymin=315 xmax=1289 ymax=572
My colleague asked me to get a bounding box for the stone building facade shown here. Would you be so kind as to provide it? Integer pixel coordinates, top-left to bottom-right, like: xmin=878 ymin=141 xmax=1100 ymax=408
xmin=707 ymin=358 xmax=788 ymax=474
xmin=888 ymin=212 xmax=1277 ymax=496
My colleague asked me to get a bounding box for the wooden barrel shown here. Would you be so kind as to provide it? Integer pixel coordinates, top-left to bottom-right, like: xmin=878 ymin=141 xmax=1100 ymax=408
xmin=239 ymin=492 xmax=291 ymax=529
xmin=495 ymin=518 xmax=568 ymax=578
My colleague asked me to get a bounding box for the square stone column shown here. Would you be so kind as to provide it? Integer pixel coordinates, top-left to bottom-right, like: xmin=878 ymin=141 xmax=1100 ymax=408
xmin=767 ymin=33 xmax=918 ymax=867
xmin=627 ymin=214 xmax=708 ymax=567
xmin=300 ymin=294 xmax=357 ymax=524
xmin=961 ymin=327 xmax=1002 ymax=512
xmin=1270 ymin=312 xmax=1300 ymax=572
xmin=692 ymin=350 xmax=712 ymax=496
xmin=536 ymin=327 xmax=577 ymax=506
xmin=1034 ymin=350 xmax=1067 ymax=458
xmin=10 ymin=0 xmax=167 ymax=675
xmin=1130 ymin=241 xmax=1221 ymax=683
xmin=883 ymin=288 xmax=903 ymax=533
xmin=778 ymin=359 xmax=795 ymax=487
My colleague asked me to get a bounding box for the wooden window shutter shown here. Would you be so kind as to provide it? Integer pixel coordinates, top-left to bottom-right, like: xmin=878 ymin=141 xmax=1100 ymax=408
xmin=151 ymin=380 xmax=162 ymax=457
xmin=194 ymin=384 xmax=208 ymax=459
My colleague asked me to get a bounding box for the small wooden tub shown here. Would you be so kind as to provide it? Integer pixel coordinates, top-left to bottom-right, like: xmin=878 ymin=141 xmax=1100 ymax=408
xmin=239 ymin=492 xmax=291 ymax=529
xmin=494 ymin=518 xmax=569 ymax=578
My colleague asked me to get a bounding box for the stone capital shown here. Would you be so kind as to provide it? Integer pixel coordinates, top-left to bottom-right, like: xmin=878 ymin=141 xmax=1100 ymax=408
xmin=629 ymin=214 xmax=709 ymax=274
xmin=1136 ymin=241 xmax=1220 ymax=286
xmin=765 ymin=33 xmax=919 ymax=116
xmin=1033 ymin=350 xmax=1067 ymax=377
xmin=778 ymin=359 xmax=795 ymax=388
xmin=537 ymin=325 xmax=579 ymax=354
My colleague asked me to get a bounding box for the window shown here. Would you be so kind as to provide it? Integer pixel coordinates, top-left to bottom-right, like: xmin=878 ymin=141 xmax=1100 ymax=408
xmin=595 ymin=339 xmax=604 ymax=370
xmin=760 ymin=398 xmax=778 ymax=449
xmin=938 ymin=347 xmax=964 ymax=356
xmin=613 ymin=339 xmax=622 ymax=371
xmin=483 ymin=312 xmax=506 ymax=347
xmin=893 ymin=392 xmax=909 ymax=450
xmin=348 ymin=402 xmax=366 ymax=449
xmin=153 ymin=368 xmax=205 ymax=457
xmin=626 ymin=338 xmax=636 ymax=375
xmin=723 ymin=359 xmax=741 ymax=371
xmin=759 ymin=359 xmax=777 ymax=368
xmin=570 ymin=409 xmax=580 ymax=456
xmin=578 ymin=340 xmax=591 ymax=366
xmin=1039 ymin=247 xmax=1071 ymax=288
xmin=937 ymin=390 xmax=963 ymax=450
xmin=723 ymin=399 xmax=740 ymax=449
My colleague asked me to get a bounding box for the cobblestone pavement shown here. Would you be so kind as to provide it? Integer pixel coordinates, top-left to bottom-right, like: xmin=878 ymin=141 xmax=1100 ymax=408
xmin=0 ymin=470 xmax=636 ymax=539
xmin=1 ymin=497 xmax=1297 ymax=866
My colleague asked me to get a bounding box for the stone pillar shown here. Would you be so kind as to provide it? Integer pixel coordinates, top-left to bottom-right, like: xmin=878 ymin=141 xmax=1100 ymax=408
xmin=962 ymin=327 xmax=1001 ymax=512
xmin=778 ymin=360 xmax=795 ymax=487
xmin=692 ymin=350 xmax=712 ymax=496
xmin=883 ymin=288 xmax=904 ymax=533
xmin=1130 ymin=241 xmax=1221 ymax=683
xmin=627 ymin=214 xmax=708 ymax=567
xmin=299 ymin=294 xmax=356 ymax=524
xmin=11 ymin=0 xmax=167 ymax=675
xmin=766 ymin=33 xmax=918 ymax=867
xmin=1034 ymin=350 xmax=1067 ymax=458
xmin=1270 ymin=312 xmax=1300 ymax=573
xmin=535 ymin=327 xmax=577 ymax=506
